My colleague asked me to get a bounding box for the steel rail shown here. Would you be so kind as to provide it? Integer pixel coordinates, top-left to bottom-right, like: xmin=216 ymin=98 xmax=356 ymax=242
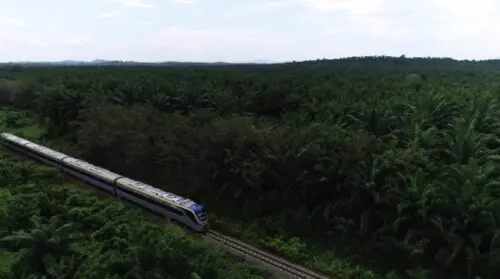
xmin=205 ymin=230 xmax=330 ymax=279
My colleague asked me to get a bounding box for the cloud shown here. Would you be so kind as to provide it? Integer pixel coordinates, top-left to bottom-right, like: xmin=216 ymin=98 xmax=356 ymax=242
xmin=297 ymin=0 xmax=500 ymax=39
xmin=297 ymin=8 xmax=400 ymax=38
xmin=0 ymin=15 xmax=25 ymax=27
xmin=295 ymin=0 xmax=500 ymax=59
xmin=224 ymin=2 xmax=289 ymax=17
xmin=1 ymin=34 xmax=92 ymax=48
xmin=324 ymin=15 xmax=402 ymax=37
xmin=62 ymin=36 xmax=92 ymax=46
xmin=293 ymin=0 xmax=400 ymax=37
xmin=0 ymin=33 xmax=48 ymax=47
xmin=156 ymin=26 xmax=260 ymax=44
xmin=433 ymin=0 xmax=499 ymax=17
xmin=297 ymin=0 xmax=389 ymax=15
xmin=170 ymin=0 xmax=195 ymax=4
xmin=148 ymin=26 xmax=294 ymax=61
xmin=4 ymin=0 xmax=500 ymax=62
xmin=99 ymin=11 xmax=120 ymax=18
xmin=428 ymin=0 xmax=500 ymax=38
xmin=109 ymin=0 xmax=152 ymax=9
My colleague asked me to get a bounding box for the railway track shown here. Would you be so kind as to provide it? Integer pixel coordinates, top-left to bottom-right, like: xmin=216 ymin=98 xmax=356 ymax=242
xmin=0 ymin=146 xmax=331 ymax=279
xmin=205 ymin=230 xmax=330 ymax=279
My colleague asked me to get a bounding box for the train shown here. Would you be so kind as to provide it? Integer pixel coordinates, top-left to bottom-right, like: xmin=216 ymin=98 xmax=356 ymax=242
xmin=0 ymin=132 xmax=208 ymax=232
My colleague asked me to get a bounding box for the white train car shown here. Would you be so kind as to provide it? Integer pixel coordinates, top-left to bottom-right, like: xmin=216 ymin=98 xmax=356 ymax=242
xmin=0 ymin=133 xmax=69 ymax=167
xmin=60 ymin=157 xmax=123 ymax=194
xmin=0 ymin=133 xmax=33 ymax=154
xmin=116 ymin=177 xmax=208 ymax=232
xmin=24 ymin=142 xmax=70 ymax=168
xmin=0 ymin=132 xmax=209 ymax=232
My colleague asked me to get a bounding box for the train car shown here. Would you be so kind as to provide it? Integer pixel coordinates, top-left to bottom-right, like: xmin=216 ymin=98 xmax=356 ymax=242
xmin=60 ymin=157 xmax=123 ymax=194
xmin=0 ymin=133 xmax=69 ymax=167
xmin=0 ymin=132 xmax=209 ymax=232
xmin=116 ymin=177 xmax=208 ymax=232
xmin=23 ymin=142 xmax=70 ymax=168
xmin=0 ymin=133 xmax=33 ymax=154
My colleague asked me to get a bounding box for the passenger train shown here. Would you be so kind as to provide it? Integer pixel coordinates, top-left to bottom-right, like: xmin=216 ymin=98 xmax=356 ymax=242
xmin=0 ymin=132 xmax=208 ymax=232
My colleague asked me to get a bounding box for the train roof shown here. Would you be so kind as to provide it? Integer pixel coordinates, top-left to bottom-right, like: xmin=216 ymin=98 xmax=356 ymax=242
xmin=24 ymin=142 xmax=69 ymax=160
xmin=0 ymin=133 xmax=69 ymax=160
xmin=116 ymin=177 xmax=198 ymax=209
xmin=63 ymin=157 xmax=123 ymax=181
xmin=0 ymin=133 xmax=32 ymax=145
xmin=189 ymin=203 xmax=205 ymax=213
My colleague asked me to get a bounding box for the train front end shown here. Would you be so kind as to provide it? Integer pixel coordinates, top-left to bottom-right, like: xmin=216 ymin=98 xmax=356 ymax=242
xmin=190 ymin=203 xmax=209 ymax=231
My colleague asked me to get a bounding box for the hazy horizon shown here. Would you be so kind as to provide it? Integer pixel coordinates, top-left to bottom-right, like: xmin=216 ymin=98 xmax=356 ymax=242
xmin=4 ymin=55 xmax=500 ymax=64
xmin=1 ymin=0 xmax=500 ymax=62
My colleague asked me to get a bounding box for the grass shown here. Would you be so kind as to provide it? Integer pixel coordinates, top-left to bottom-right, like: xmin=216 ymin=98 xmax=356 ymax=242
xmin=0 ymin=108 xmax=44 ymax=140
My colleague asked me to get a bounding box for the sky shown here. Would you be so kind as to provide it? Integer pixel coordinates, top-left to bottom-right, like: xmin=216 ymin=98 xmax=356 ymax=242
xmin=0 ymin=0 xmax=499 ymax=62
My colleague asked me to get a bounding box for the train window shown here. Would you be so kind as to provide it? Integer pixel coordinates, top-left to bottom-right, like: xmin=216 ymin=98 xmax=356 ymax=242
xmin=184 ymin=210 xmax=199 ymax=224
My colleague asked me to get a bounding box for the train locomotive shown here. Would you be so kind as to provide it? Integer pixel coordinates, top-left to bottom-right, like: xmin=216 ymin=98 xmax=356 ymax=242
xmin=0 ymin=132 xmax=208 ymax=232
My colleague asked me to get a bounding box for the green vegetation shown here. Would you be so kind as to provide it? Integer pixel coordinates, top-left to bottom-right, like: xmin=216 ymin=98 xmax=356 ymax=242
xmin=2 ymin=56 xmax=500 ymax=279
xmin=0 ymin=111 xmax=271 ymax=278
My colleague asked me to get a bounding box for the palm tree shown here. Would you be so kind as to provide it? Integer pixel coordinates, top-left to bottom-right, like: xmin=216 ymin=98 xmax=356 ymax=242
xmin=44 ymin=254 xmax=87 ymax=279
xmin=123 ymin=237 xmax=192 ymax=279
xmin=37 ymin=87 xmax=87 ymax=137
xmin=0 ymin=215 xmax=84 ymax=278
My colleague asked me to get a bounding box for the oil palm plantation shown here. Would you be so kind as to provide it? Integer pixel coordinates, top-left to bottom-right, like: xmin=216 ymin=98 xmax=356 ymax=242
xmin=0 ymin=214 xmax=84 ymax=278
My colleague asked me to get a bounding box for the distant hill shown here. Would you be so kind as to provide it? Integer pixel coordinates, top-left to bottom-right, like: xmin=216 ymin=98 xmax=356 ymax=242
xmin=2 ymin=56 xmax=500 ymax=72
xmin=1 ymin=59 xmax=275 ymax=67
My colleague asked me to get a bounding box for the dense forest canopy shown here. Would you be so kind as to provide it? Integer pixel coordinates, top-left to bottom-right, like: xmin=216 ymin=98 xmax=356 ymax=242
xmin=1 ymin=56 xmax=500 ymax=279
xmin=0 ymin=110 xmax=270 ymax=279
